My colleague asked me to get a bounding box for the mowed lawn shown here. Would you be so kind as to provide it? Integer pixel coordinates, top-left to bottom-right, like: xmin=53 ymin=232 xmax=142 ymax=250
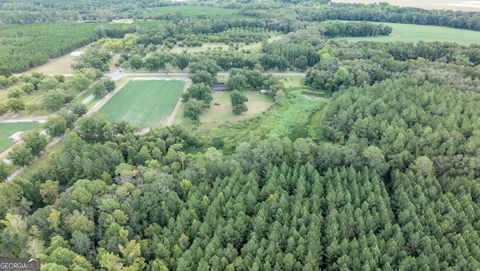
xmin=0 ymin=122 xmax=40 ymax=153
xmin=100 ymin=80 xmax=185 ymax=128
xmin=333 ymin=22 xmax=480 ymax=45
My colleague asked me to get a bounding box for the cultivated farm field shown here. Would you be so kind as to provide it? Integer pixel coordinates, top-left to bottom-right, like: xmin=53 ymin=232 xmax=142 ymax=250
xmin=99 ymin=80 xmax=185 ymax=128
xmin=0 ymin=122 xmax=40 ymax=153
xmin=333 ymin=22 xmax=480 ymax=44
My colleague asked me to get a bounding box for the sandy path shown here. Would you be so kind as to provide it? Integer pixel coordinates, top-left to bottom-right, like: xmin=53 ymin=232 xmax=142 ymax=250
xmin=165 ymin=80 xmax=191 ymax=126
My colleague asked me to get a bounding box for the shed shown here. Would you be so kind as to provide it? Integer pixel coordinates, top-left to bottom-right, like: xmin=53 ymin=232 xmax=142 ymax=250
xmin=212 ymin=83 xmax=229 ymax=92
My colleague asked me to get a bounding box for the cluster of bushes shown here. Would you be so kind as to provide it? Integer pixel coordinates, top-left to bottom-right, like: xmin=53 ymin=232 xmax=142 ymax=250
xmin=319 ymin=21 xmax=392 ymax=37
xmin=7 ymin=103 xmax=89 ymax=168
xmin=227 ymin=68 xmax=282 ymax=97
xmin=177 ymin=28 xmax=272 ymax=46
xmin=92 ymin=79 xmax=116 ymax=98
xmin=73 ymin=48 xmax=112 ymax=72
xmin=1 ymin=73 xmax=65 ymax=114
xmin=0 ymin=69 xmax=99 ymax=116
xmin=8 ymin=132 xmax=48 ymax=167
xmin=182 ymin=59 xmax=221 ymax=122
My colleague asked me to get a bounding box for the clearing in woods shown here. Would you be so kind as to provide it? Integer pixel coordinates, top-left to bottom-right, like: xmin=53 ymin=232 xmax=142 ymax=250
xmin=0 ymin=122 xmax=41 ymax=153
xmin=99 ymin=80 xmax=185 ymax=128
xmin=333 ymin=22 xmax=480 ymax=45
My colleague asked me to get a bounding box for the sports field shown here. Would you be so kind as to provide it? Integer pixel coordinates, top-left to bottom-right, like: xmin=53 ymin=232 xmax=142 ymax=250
xmin=333 ymin=22 xmax=480 ymax=45
xmin=99 ymin=80 xmax=185 ymax=128
xmin=0 ymin=122 xmax=41 ymax=153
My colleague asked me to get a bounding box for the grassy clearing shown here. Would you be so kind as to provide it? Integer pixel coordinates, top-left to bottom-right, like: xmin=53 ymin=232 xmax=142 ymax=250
xmin=140 ymin=6 xmax=240 ymax=18
xmin=175 ymin=91 xmax=273 ymax=129
xmin=207 ymin=90 xmax=327 ymax=151
xmin=99 ymin=80 xmax=184 ymax=128
xmin=28 ymin=45 xmax=88 ymax=75
xmin=0 ymin=122 xmax=41 ymax=153
xmin=204 ymin=91 xmax=273 ymax=128
xmin=333 ymin=22 xmax=480 ymax=45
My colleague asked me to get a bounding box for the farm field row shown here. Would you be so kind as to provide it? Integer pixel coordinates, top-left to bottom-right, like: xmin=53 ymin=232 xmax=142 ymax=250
xmin=333 ymin=21 xmax=480 ymax=44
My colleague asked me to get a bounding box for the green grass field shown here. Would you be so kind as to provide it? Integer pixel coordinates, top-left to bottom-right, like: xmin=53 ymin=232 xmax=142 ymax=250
xmin=333 ymin=22 xmax=480 ymax=45
xmin=99 ymin=80 xmax=185 ymax=128
xmin=140 ymin=6 xmax=240 ymax=18
xmin=0 ymin=122 xmax=41 ymax=153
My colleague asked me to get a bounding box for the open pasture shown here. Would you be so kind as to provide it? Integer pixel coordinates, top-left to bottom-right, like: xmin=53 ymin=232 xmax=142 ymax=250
xmin=333 ymin=22 xmax=480 ymax=45
xmin=99 ymin=80 xmax=185 ymax=128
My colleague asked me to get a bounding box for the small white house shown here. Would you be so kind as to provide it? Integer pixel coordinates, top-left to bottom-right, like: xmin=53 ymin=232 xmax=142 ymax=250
xmin=70 ymin=51 xmax=84 ymax=57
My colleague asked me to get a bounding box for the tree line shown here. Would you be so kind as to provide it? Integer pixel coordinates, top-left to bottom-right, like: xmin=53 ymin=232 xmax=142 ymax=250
xmin=299 ymin=3 xmax=480 ymax=31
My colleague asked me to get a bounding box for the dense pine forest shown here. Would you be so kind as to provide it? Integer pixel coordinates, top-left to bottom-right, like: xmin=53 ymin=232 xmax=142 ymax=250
xmin=0 ymin=0 xmax=479 ymax=270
